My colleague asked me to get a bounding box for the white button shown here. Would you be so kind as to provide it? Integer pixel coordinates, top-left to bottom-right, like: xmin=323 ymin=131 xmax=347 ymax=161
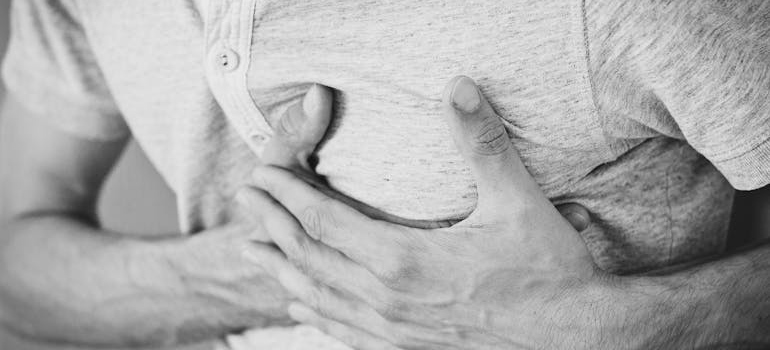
xmin=217 ymin=48 xmax=240 ymax=72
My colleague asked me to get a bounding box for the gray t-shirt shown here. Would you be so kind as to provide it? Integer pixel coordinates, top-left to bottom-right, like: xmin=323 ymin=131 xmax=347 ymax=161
xmin=3 ymin=0 xmax=770 ymax=348
xmin=244 ymin=0 xmax=768 ymax=273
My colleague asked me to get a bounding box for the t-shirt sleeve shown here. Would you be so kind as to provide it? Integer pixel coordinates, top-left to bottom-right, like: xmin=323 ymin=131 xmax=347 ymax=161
xmin=1 ymin=0 xmax=129 ymax=140
xmin=621 ymin=1 xmax=770 ymax=190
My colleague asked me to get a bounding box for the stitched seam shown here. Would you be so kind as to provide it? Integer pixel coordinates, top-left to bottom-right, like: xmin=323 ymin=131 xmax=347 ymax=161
xmin=578 ymin=0 xmax=611 ymax=152
xmin=710 ymin=134 xmax=770 ymax=163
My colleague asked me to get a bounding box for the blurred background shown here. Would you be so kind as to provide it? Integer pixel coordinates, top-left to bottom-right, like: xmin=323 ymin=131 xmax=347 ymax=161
xmin=0 ymin=2 xmax=181 ymax=237
xmin=0 ymin=3 xmax=179 ymax=246
xmin=0 ymin=1 xmax=193 ymax=349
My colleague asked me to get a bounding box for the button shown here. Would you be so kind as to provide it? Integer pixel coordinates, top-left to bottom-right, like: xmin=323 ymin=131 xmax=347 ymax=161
xmin=217 ymin=48 xmax=240 ymax=72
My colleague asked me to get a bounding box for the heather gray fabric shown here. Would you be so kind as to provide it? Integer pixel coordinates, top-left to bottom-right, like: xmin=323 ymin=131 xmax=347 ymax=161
xmin=243 ymin=0 xmax=760 ymax=274
xmin=3 ymin=1 xmax=770 ymax=349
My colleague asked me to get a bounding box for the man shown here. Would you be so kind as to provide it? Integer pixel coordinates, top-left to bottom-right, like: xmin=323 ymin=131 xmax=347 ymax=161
xmin=0 ymin=0 xmax=768 ymax=349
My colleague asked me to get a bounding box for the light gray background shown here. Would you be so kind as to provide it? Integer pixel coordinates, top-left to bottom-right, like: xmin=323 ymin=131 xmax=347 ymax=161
xmin=0 ymin=1 xmax=203 ymax=349
xmin=0 ymin=1 xmax=179 ymax=233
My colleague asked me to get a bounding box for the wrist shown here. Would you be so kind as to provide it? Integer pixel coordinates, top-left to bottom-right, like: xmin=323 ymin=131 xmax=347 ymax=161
xmin=555 ymin=272 xmax=642 ymax=350
xmin=98 ymin=237 xmax=227 ymax=346
xmin=543 ymin=270 xmax=683 ymax=350
xmin=162 ymin=226 xmax=295 ymax=330
xmin=599 ymin=273 xmax=721 ymax=349
xmin=484 ymin=270 xmax=634 ymax=349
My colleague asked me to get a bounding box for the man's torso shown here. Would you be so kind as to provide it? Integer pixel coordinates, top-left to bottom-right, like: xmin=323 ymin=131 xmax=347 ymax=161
xmin=74 ymin=0 xmax=732 ymax=276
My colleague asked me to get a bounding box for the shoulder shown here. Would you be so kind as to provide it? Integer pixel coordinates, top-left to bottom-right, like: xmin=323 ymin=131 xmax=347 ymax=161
xmin=585 ymin=0 xmax=770 ymax=123
xmin=587 ymin=0 xmax=770 ymax=86
xmin=586 ymin=0 xmax=770 ymax=190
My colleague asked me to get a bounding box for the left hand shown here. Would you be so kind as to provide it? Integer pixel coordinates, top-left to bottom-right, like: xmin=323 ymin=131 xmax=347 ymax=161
xmin=239 ymin=76 xmax=616 ymax=349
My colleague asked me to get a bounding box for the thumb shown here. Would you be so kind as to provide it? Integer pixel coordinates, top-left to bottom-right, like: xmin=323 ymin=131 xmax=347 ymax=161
xmin=261 ymin=84 xmax=333 ymax=171
xmin=441 ymin=76 xmax=536 ymax=208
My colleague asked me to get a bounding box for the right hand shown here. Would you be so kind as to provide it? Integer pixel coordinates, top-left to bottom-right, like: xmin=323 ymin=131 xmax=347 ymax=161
xmin=163 ymin=82 xmax=593 ymax=337
xmin=255 ymin=84 xmax=593 ymax=231
xmin=154 ymin=85 xmax=345 ymax=333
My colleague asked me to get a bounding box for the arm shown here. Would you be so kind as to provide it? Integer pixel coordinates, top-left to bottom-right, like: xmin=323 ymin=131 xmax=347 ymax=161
xmin=0 ymin=82 xmax=403 ymax=347
xmin=0 ymin=95 xmax=316 ymax=347
xmin=239 ymin=76 xmax=770 ymax=349
xmin=585 ymin=1 xmax=770 ymax=345
xmin=614 ymin=187 xmax=770 ymax=348
xmin=614 ymin=237 xmax=770 ymax=348
xmin=0 ymin=3 xmax=352 ymax=345
xmin=0 ymin=75 xmax=463 ymax=348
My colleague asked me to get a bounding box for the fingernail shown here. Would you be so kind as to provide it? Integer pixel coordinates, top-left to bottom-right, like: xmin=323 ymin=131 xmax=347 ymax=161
xmin=565 ymin=212 xmax=589 ymax=232
xmin=303 ymin=84 xmax=324 ymax=117
xmin=450 ymin=76 xmax=481 ymax=114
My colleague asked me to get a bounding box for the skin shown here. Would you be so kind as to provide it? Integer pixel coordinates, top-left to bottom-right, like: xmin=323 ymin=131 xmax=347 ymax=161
xmin=240 ymin=76 xmax=770 ymax=349
xmin=0 ymin=85 xmax=333 ymax=347
xmin=0 ymin=82 xmax=589 ymax=347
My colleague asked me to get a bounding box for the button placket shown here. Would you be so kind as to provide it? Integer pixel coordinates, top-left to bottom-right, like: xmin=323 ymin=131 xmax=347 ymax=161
xmin=204 ymin=0 xmax=273 ymax=155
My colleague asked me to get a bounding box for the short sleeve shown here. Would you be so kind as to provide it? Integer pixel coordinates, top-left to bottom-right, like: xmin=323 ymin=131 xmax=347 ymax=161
xmin=593 ymin=1 xmax=770 ymax=190
xmin=1 ymin=0 xmax=129 ymax=140
xmin=638 ymin=2 xmax=770 ymax=190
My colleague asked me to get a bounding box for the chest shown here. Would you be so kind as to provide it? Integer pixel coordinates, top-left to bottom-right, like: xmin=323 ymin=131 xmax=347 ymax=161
xmin=247 ymin=0 xmax=611 ymax=219
xmin=75 ymin=0 xmax=611 ymax=221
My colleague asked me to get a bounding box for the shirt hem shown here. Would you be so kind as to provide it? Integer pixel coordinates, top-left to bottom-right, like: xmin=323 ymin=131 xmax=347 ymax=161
xmin=714 ymin=136 xmax=770 ymax=191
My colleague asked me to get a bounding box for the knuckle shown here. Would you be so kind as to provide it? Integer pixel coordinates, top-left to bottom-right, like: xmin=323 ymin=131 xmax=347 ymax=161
xmin=378 ymin=262 xmax=409 ymax=288
xmin=305 ymin=285 xmax=328 ymax=313
xmin=299 ymin=199 xmax=338 ymax=241
xmin=300 ymin=206 xmax=327 ymax=239
xmin=387 ymin=325 xmax=420 ymax=349
xmin=377 ymin=251 xmax=419 ymax=289
xmin=312 ymin=287 xmax=342 ymax=320
xmin=288 ymin=239 xmax=315 ymax=273
xmin=314 ymin=302 xmax=334 ymax=319
xmin=374 ymin=294 xmax=408 ymax=322
xmin=471 ymin=117 xmax=510 ymax=156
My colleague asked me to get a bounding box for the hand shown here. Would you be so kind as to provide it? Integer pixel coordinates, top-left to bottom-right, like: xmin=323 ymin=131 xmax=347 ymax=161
xmin=258 ymin=84 xmax=591 ymax=232
xmin=167 ymin=83 xmax=461 ymax=341
xmin=239 ymin=76 xmax=611 ymax=349
xmin=159 ymin=85 xmax=342 ymax=331
xmin=258 ymin=84 xmax=458 ymax=231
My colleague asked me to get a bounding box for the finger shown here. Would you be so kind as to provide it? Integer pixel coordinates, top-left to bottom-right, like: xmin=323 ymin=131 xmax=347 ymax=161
xmin=288 ymin=303 xmax=400 ymax=350
xmin=242 ymin=244 xmax=368 ymax=322
xmin=237 ymin=187 xmax=384 ymax=300
xmin=315 ymin=185 xmax=457 ymax=229
xmin=242 ymin=244 xmax=393 ymax=342
xmin=254 ymin=168 xmax=453 ymax=231
xmin=223 ymin=334 xmax=251 ymax=350
xmin=556 ymin=203 xmax=591 ymax=232
xmin=251 ymin=165 xmax=408 ymax=269
xmin=441 ymin=76 xmax=540 ymax=208
xmin=262 ymin=84 xmax=333 ymax=170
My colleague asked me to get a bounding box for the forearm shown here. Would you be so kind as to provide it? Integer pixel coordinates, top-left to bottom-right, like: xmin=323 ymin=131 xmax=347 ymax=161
xmin=0 ymin=214 xmax=291 ymax=347
xmin=613 ymin=241 xmax=770 ymax=349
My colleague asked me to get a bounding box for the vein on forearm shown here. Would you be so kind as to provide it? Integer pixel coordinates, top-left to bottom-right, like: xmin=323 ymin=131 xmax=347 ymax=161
xmin=628 ymin=241 xmax=770 ymax=348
